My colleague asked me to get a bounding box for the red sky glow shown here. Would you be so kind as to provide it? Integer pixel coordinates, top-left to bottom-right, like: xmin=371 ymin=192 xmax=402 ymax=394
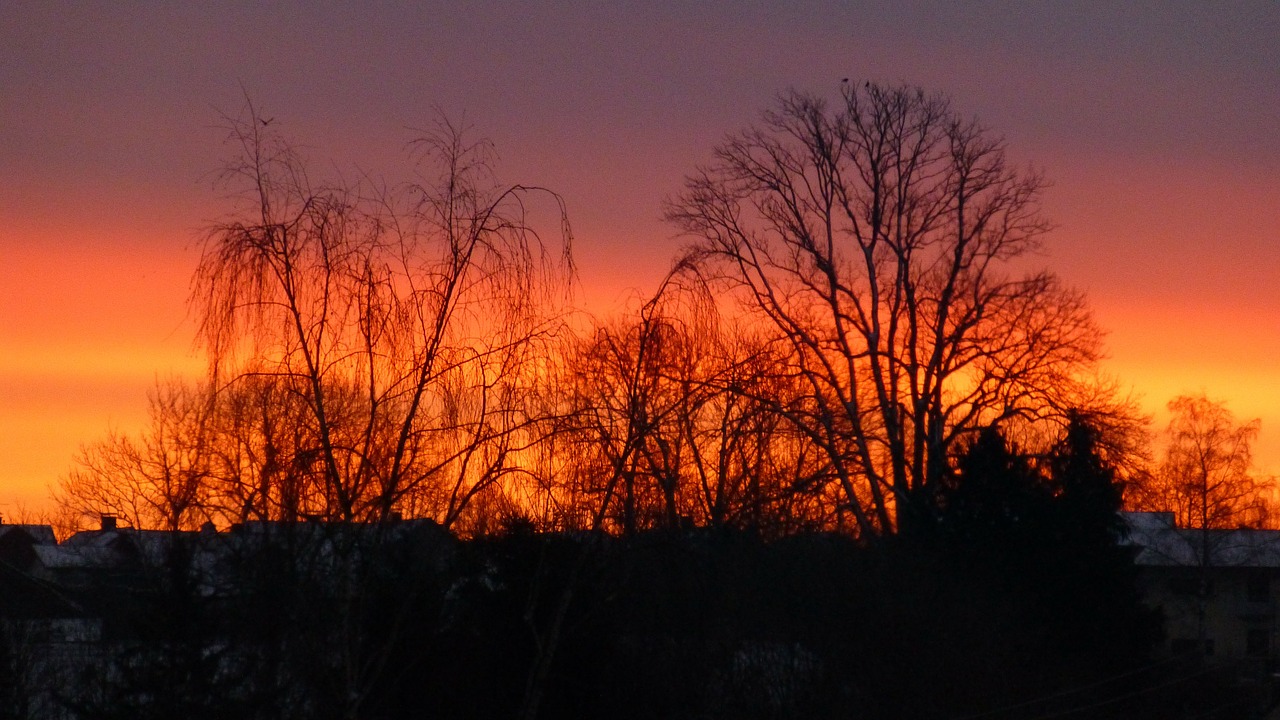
xmin=3 ymin=1 xmax=1279 ymax=514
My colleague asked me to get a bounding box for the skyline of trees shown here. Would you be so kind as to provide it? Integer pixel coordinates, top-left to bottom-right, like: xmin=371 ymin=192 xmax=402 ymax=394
xmin=49 ymin=83 xmax=1277 ymax=538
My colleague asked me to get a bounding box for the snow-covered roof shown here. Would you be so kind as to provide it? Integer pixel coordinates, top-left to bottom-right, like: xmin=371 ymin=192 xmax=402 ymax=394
xmin=0 ymin=524 xmax=56 ymax=545
xmin=1121 ymin=511 xmax=1280 ymax=568
xmin=32 ymin=544 xmax=120 ymax=570
xmin=62 ymin=529 xmax=122 ymax=549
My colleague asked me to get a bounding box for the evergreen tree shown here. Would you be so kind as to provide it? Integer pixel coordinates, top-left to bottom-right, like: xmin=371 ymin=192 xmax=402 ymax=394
xmin=929 ymin=419 xmax=1158 ymax=701
xmin=939 ymin=424 xmax=1053 ymax=544
xmin=1044 ymin=412 xmax=1160 ymax=660
xmin=1051 ymin=411 xmax=1126 ymax=546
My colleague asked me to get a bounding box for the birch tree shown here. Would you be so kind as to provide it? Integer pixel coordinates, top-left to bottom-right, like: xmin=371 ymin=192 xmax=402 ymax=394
xmin=1132 ymin=393 xmax=1269 ymax=531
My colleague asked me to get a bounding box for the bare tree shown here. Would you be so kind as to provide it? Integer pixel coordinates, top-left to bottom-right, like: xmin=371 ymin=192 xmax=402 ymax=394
xmin=551 ymin=278 xmax=818 ymax=536
xmin=1130 ymin=393 xmax=1270 ymax=531
xmin=557 ymin=306 xmax=691 ymax=534
xmin=199 ymin=373 xmax=319 ymax=524
xmin=665 ymin=82 xmax=1110 ymax=537
xmin=192 ymin=101 xmax=572 ymax=529
xmin=656 ymin=321 xmax=832 ymax=536
xmin=56 ymin=378 xmax=215 ymax=533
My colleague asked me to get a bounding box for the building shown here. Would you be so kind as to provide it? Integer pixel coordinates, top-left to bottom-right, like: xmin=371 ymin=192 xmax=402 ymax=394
xmin=1125 ymin=511 xmax=1280 ymax=662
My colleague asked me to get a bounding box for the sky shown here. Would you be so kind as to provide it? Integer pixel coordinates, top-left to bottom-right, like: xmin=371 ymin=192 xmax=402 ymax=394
xmin=2 ymin=1 xmax=1279 ymax=515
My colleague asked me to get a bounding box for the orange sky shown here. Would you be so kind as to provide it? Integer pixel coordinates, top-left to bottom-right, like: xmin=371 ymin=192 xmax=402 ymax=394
xmin=3 ymin=2 xmax=1279 ymax=515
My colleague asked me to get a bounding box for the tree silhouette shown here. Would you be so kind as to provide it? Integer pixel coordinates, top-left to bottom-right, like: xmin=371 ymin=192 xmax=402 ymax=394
xmin=1130 ymin=393 xmax=1269 ymax=531
xmin=1124 ymin=394 xmax=1271 ymax=656
xmin=939 ymin=424 xmax=1051 ymax=542
xmin=56 ymin=378 xmax=215 ymax=533
xmin=666 ymin=81 xmax=1115 ymax=537
xmin=927 ymin=417 xmax=1158 ymax=709
xmin=1045 ymin=412 xmax=1159 ymax=661
xmin=1052 ymin=410 xmax=1127 ymax=544
xmin=191 ymin=101 xmax=573 ymax=528
xmin=553 ymin=288 xmax=824 ymax=538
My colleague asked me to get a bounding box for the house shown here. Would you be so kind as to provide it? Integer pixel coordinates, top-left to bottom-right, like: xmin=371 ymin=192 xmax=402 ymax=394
xmin=0 ymin=522 xmax=57 ymax=571
xmin=0 ymin=514 xmax=459 ymax=718
xmin=0 ymin=522 xmax=100 ymax=720
xmin=1124 ymin=511 xmax=1280 ymax=662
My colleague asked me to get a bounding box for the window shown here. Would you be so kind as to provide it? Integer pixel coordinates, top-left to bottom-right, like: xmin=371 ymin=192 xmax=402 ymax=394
xmin=1247 ymin=572 xmax=1270 ymax=603
xmin=1169 ymin=577 xmax=1211 ymax=596
xmin=1247 ymin=629 xmax=1270 ymax=657
xmin=1172 ymin=638 xmax=1215 ymax=656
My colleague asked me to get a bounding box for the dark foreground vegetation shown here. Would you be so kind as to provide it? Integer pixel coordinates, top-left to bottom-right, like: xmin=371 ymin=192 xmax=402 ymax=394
xmin=0 ymin=523 xmax=1237 ymax=719
xmin=9 ymin=420 xmax=1273 ymax=719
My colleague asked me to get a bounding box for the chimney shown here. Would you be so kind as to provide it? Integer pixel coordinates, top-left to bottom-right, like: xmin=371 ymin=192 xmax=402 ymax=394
xmin=100 ymin=514 xmax=117 ymax=532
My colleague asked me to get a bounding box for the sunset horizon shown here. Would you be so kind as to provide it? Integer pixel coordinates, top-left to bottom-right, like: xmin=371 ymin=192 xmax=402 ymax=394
xmin=7 ymin=5 xmax=1280 ymax=717
xmin=4 ymin=2 xmax=1279 ymax=516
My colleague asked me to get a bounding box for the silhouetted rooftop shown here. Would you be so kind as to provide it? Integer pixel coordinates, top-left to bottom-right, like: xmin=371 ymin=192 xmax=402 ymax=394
xmin=1122 ymin=511 xmax=1280 ymax=567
